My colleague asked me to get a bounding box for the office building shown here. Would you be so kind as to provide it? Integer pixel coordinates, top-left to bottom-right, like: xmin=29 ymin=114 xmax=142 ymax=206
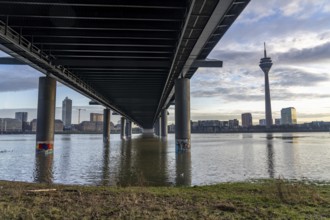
xmin=275 ymin=118 xmax=281 ymax=125
xmin=241 ymin=113 xmax=252 ymax=127
xmin=62 ymin=97 xmax=72 ymax=128
xmin=15 ymin=112 xmax=28 ymax=131
xmin=229 ymin=119 xmax=239 ymax=129
xmin=90 ymin=113 xmax=103 ymax=122
xmin=281 ymin=107 xmax=297 ymax=125
xmin=259 ymin=119 xmax=266 ymax=126
xmin=31 ymin=119 xmax=64 ymax=132
xmin=15 ymin=112 xmax=28 ymax=122
xmin=0 ymin=118 xmax=22 ymax=132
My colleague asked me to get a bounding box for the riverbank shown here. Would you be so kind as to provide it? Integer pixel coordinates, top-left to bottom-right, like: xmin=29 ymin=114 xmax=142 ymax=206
xmin=1 ymin=180 xmax=329 ymax=219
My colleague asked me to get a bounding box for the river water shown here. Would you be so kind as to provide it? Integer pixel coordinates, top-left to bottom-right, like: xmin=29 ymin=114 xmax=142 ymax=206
xmin=0 ymin=133 xmax=329 ymax=186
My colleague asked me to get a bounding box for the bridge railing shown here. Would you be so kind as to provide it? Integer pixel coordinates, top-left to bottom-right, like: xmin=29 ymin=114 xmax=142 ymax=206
xmin=0 ymin=20 xmax=54 ymax=62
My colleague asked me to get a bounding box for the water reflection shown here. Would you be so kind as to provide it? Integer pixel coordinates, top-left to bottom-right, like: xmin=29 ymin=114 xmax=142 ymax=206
xmin=3 ymin=132 xmax=329 ymax=186
xmin=281 ymin=133 xmax=300 ymax=178
xmin=34 ymin=153 xmax=54 ymax=184
xmin=266 ymin=133 xmax=275 ymax=178
xmin=59 ymin=135 xmax=72 ymax=181
xmin=101 ymin=143 xmax=110 ymax=185
xmin=175 ymin=152 xmax=192 ymax=186
xmin=116 ymin=135 xmax=172 ymax=186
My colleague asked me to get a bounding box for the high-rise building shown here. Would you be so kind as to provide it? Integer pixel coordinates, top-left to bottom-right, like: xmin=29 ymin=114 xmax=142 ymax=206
xmin=281 ymin=107 xmax=297 ymax=125
xmin=259 ymin=119 xmax=266 ymax=126
xmin=241 ymin=113 xmax=252 ymax=127
xmin=62 ymin=97 xmax=72 ymax=128
xmin=259 ymin=43 xmax=273 ymax=129
xmin=15 ymin=112 xmax=28 ymax=122
xmin=229 ymin=119 xmax=239 ymax=129
xmin=90 ymin=113 xmax=103 ymax=122
xmin=275 ymin=118 xmax=281 ymax=125
xmin=15 ymin=112 xmax=28 ymax=131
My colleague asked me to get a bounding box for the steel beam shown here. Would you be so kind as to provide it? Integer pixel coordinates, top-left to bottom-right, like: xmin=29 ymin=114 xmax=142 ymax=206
xmin=0 ymin=57 xmax=25 ymax=65
xmin=52 ymin=59 xmax=170 ymax=68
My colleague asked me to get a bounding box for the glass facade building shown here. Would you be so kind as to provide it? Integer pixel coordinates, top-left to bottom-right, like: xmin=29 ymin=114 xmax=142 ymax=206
xmin=281 ymin=107 xmax=297 ymax=125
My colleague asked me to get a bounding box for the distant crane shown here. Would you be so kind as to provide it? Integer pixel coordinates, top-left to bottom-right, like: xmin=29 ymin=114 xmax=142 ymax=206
xmin=77 ymin=108 xmax=86 ymax=124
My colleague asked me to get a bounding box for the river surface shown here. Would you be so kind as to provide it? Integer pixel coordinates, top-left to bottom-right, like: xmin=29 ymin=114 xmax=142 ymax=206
xmin=0 ymin=133 xmax=330 ymax=186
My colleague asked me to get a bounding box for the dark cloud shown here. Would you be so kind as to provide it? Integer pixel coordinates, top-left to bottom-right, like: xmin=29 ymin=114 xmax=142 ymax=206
xmin=0 ymin=65 xmax=42 ymax=92
xmin=272 ymin=67 xmax=329 ymax=87
xmin=277 ymin=42 xmax=330 ymax=64
xmin=209 ymin=41 xmax=330 ymax=68
xmin=191 ymin=79 xmax=330 ymax=102
xmin=0 ymin=77 xmax=38 ymax=92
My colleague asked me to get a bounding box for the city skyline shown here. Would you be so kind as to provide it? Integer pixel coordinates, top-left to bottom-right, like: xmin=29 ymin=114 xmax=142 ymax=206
xmin=0 ymin=0 xmax=330 ymax=124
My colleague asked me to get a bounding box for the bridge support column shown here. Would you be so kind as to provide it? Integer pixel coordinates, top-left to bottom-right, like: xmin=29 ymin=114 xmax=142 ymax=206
xmin=120 ymin=117 xmax=126 ymax=139
xmin=161 ymin=109 xmax=168 ymax=138
xmin=103 ymin=108 xmax=111 ymax=143
xmin=175 ymin=78 xmax=191 ymax=152
xmin=125 ymin=120 xmax=132 ymax=139
xmin=154 ymin=118 xmax=160 ymax=136
xmin=36 ymin=76 xmax=56 ymax=154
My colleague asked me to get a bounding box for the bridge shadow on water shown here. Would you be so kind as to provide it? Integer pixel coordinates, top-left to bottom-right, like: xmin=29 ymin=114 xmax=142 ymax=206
xmin=33 ymin=134 xmax=192 ymax=187
xmin=114 ymin=134 xmax=191 ymax=187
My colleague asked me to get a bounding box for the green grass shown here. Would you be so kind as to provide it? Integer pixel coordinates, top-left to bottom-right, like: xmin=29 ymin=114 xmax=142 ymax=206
xmin=0 ymin=179 xmax=329 ymax=219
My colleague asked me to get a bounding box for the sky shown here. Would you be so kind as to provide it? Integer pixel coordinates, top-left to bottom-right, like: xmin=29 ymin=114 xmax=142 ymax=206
xmin=0 ymin=0 xmax=330 ymax=125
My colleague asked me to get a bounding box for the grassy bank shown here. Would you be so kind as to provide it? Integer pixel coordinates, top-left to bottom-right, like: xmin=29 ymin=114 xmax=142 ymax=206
xmin=1 ymin=179 xmax=329 ymax=219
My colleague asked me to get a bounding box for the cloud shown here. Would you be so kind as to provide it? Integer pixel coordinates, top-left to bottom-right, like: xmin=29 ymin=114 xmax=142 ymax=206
xmin=276 ymin=42 xmax=330 ymax=64
xmin=210 ymin=40 xmax=330 ymax=69
xmin=191 ymin=65 xmax=330 ymax=102
xmin=272 ymin=67 xmax=329 ymax=87
xmin=0 ymin=65 xmax=42 ymax=92
xmin=239 ymin=0 xmax=329 ymax=23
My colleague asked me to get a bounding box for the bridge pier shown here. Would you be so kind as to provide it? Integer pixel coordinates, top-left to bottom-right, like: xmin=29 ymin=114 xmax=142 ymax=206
xmin=103 ymin=108 xmax=111 ymax=143
xmin=120 ymin=117 xmax=126 ymax=139
xmin=125 ymin=120 xmax=132 ymax=139
xmin=175 ymin=78 xmax=191 ymax=152
xmin=36 ymin=76 xmax=57 ymax=154
xmin=161 ymin=109 xmax=168 ymax=138
xmin=154 ymin=118 xmax=160 ymax=136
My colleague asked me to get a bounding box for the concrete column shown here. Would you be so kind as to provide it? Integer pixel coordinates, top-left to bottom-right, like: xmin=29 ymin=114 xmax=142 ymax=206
xmin=161 ymin=109 xmax=168 ymax=138
xmin=34 ymin=153 xmax=54 ymax=183
xmin=175 ymin=78 xmax=191 ymax=152
xmin=264 ymin=72 xmax=273 ymax=129
xmin=103 ymin=108 xmax=111 ymax=143
xmin=36 ymin=76 xmax=56 ymax=153
xmin=125 ymin=120 xmax=132 ymax=139
xmin=120 ymin=117 xmax=126 ymax=139
xmin=154 ymin=118 xmax=160 ymax=136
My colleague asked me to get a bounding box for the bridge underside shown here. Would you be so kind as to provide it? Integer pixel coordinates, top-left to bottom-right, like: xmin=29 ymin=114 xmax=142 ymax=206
xmin=0 ymin=0 xmax=249 ymax=128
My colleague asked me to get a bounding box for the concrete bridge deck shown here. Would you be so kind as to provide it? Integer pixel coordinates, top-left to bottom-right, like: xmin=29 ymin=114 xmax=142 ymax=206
xmin=0 ymin=0 xmax=249 ymax=128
